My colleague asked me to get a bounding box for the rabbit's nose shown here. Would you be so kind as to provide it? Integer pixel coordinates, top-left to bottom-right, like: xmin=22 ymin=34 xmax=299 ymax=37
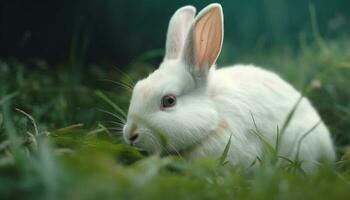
xmin=124 ymin=122 xmax=139 ymax=144
xmin=129 ymin=133 xmax=139 ymax=143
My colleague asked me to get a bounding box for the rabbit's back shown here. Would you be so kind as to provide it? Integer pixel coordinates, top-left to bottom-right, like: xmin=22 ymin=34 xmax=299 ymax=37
xmin=207 ymin=64 xmax=335 ymax=171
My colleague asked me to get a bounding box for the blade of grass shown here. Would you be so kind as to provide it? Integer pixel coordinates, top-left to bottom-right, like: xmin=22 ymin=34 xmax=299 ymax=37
xmin=15 ymin=108 xmax=39 ymax=136
xmin=295 ymin=121 xmax=321 ymax=161
xmin=95 ymin=90 xmax=127 ymax=118
xmin=309 ymin=3 xmax=329 ymax=55
xmin=280 ymin=95 xmax=303 ymax=139
xmin=250 ymin=113 xmax=275 ymax=156
xmin=0 ymin=92 xmax=18 ymax=106
xmin=219 ymin=134 xmax=232 ymax=166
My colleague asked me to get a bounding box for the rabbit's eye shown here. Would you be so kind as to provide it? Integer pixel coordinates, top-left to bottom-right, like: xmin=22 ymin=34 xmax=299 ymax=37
xmin=161 ymin=95 xmax=176 ymax=108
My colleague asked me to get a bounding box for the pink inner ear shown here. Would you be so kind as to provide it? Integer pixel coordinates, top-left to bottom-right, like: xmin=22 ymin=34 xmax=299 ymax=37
xmin=194 ymin=7 xmax=222 ymax=69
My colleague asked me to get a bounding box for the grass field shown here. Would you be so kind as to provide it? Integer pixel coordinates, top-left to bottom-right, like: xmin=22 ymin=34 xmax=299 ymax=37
xmin=0 ymin=37 xmax=350 ymax=199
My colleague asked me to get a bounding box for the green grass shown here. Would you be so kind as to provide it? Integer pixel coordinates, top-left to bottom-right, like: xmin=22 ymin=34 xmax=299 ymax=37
xmin=0 ymin=38 xmax=350 ymax=200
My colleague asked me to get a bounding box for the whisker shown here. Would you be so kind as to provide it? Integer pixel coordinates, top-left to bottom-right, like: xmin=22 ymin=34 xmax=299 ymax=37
xmin=113 ymin=66 xmax=135 ymax=87
xmin=104 ymin=123 xmax=124 ymax=132
xmin=104 ymin=125 xmax=124 ymax=131
xmin=99 ymin=79 xmax=133 ymax=92
xmin=104 ymin=127 xmax=123 ymax=133
xmin=98 ymin=109 xmax=126 ymax=123
xmin=103 ymin=120 xmax=125 ymax=127
xmin=117 ymin=80 xmax=133 ymax=90
xmin=103 ymin=78 xmax=133 ymax=89
xmin=106 ymin=127 xmax=123 ymax=135
xmin=120 ymin=79 xmax=134 ymax=90
xmin=109 ymin=131 xmax=123 ymax=136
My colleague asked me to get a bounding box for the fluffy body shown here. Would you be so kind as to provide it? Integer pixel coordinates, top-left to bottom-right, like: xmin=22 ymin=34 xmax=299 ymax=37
xmin=123 ymin=4 xmax=335 ymax=172
xmin=194 ymin=64 xmax=335 ymax=171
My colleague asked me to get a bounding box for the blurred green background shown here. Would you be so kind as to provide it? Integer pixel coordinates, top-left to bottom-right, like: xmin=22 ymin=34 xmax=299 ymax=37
xmin=1 ymin=0 xmax=350 ymax=65
xmin=1 ymin=1 xmax=350 ymax=200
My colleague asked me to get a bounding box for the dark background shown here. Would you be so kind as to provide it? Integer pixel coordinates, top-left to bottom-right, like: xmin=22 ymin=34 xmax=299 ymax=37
xmin=1 ymin=0 xmax=350 ymax=66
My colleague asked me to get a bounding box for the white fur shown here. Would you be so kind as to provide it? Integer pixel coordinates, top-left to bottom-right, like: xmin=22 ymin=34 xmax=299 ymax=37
xmin=123 ymin=4 xmax=335 ymax=172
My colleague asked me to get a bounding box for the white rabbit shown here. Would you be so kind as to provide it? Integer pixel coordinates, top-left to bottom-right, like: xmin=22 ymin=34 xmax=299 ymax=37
xmin=123 ymin=3 xmax=335 ymax=172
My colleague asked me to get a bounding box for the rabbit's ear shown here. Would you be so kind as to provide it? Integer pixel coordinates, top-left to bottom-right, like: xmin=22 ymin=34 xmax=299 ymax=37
xmin=165 ymin=6 xmax=196 ymax=60
xmin=182 ymin=4 xmax=223 ymax=74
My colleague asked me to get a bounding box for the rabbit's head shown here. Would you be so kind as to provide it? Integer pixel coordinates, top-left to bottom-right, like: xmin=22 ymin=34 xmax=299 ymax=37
xmin=123 ymin=4 xmax=224 ymax=154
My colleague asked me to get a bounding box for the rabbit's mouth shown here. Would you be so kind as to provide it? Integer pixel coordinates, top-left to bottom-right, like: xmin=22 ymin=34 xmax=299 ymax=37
xmin=130 ymin=144 xmax=149 ymax=156
xmin=128 ymin=129 xmax=164 ymax=154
